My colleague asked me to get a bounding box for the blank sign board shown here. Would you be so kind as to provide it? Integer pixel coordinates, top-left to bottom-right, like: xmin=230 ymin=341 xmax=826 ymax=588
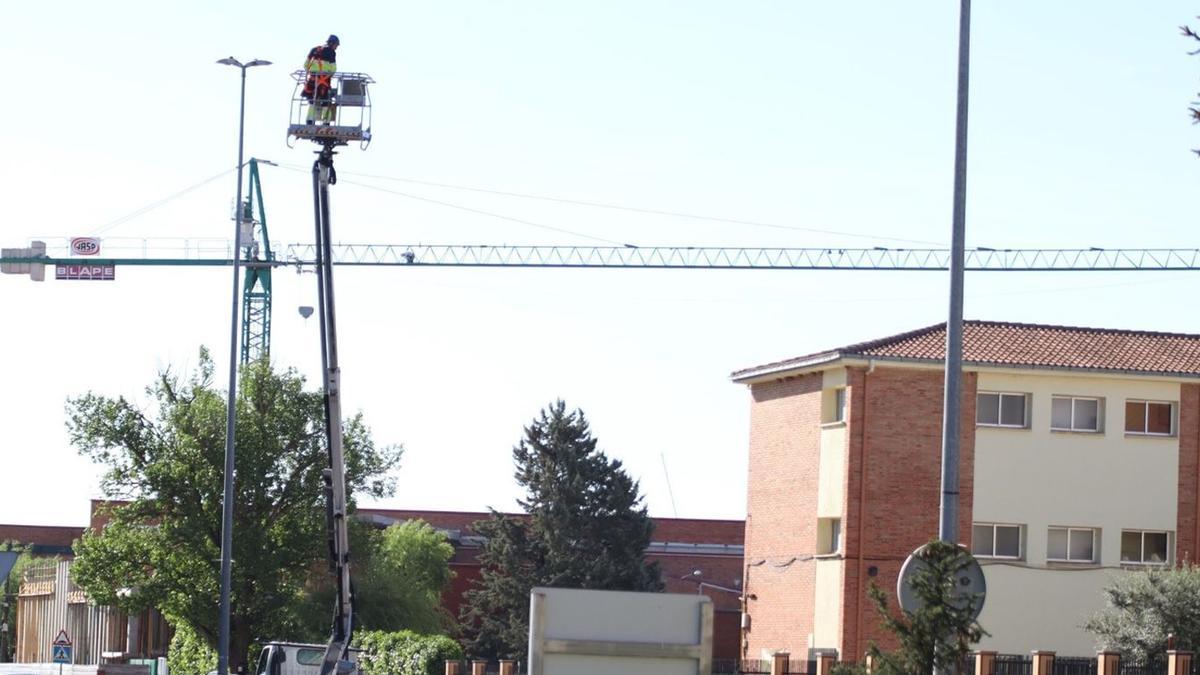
xmin=528 ymin=587 xmax=713 ymax=675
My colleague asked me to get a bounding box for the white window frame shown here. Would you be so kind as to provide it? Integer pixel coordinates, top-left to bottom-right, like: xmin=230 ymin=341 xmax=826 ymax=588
xmin=1124 ymin=400 xmax=1175 ymax=437
xmin=972 ymin=522 xmax=1023 ymax=560
xmin=976 ymin=392 xmax=1029 ymax=429
xmin=834 ymin=388 xmax=846 ymax=423
xmin=1120 ymin=529 xmax=1170 ymax=566
xmin=1047 ymin=526 xmax=1097 ymax=563
xmin=1050 ymin=396 xmax=1103 ymax=433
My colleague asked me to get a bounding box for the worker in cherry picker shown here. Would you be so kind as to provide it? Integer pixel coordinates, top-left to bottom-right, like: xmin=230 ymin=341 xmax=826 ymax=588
xmin=303 ymin=34 xmax=339 ymax=124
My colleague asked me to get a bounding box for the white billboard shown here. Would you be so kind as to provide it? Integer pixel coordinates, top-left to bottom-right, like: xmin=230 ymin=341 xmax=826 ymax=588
xmin=528 ymin=587 xmax=713 ymax=675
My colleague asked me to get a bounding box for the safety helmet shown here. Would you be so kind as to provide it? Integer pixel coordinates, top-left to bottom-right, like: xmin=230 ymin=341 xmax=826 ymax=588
xmin=328 ymin=34 xmax=340 ymax=45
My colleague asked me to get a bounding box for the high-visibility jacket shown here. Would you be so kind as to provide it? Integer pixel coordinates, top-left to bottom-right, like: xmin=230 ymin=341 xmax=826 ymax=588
xmin=305 ymin=44 xmax=337 ymax=74
xmin=303 ymin=44 xmax=337 ymax=102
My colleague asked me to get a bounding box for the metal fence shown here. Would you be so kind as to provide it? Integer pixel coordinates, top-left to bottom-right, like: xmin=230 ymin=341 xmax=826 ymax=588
xmin=996 ymin=654 xmax=1033 ymax=675
xmin=711 ymin=657 xmax=815 ymax=674
xmin=1053 ymin=656 xmax=1098 ymax=675
xmin=1119 ymin=659 xmax=1167 ymax=675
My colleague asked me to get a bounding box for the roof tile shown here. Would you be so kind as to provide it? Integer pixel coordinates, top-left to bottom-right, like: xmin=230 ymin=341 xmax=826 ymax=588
xmin=732 ymin=320 xmax=1200 ymax=380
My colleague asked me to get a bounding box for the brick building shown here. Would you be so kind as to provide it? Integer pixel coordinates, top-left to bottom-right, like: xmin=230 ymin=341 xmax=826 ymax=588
xmin=732 ymin=321 xmax=1200 ymax=659
xmin=5 ymin=502 xmax=745 ymax=661
xmin=358 ymin=508 xmax=746 ymax=659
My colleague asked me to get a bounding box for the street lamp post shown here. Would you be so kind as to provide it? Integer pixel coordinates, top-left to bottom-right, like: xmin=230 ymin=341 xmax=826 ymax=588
xmin=215 ymin=55 xmax=271 ymax=675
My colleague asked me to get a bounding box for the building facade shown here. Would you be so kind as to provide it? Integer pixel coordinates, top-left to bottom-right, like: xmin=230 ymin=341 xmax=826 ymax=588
xmin=5 ymin=503 xmax=745 ymax=663
xmin=732 ymin=321 xmax=1200 ymax=658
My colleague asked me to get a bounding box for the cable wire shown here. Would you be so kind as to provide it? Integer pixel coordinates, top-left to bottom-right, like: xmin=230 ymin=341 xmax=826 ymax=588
xmin=88 ymin=167 xmax=239 ymax=237
xmin=332 ymin=169 xmax=947 ymax=246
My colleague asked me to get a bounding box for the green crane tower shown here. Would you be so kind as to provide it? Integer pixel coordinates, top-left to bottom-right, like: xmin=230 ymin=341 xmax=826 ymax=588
xmin=238 ymin=158 xmax=272 ymax=364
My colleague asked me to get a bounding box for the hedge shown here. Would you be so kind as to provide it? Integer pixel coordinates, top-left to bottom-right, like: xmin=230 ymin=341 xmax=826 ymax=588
xmin=356 ymin=630 xmax=465 ymax=675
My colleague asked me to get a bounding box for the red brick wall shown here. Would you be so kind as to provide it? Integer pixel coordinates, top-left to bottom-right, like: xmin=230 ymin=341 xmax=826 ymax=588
xmin=1178 ymin=383 xmax=1200 ymax=562
xmin=0 ymin=524 xmax=83 ymax=549
xmin=742 ymin=373 xmax=823 ymax=659
xmin=840 ymin=367 xmax=976 ymax=658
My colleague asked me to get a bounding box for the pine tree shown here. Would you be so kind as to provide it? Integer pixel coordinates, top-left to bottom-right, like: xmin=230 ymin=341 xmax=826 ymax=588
xmin=463 ymin=400 xmax=664 ymax=659
xmin=866 ymin=540 xmax=987 ymax=675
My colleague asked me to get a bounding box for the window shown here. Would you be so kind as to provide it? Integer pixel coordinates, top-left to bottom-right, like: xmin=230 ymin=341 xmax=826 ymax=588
xmin=1125 ymin=400 xmax=1174 ymax=436
xmin=1121 ymin=530 xmax=1169 ymax=565
xmin=817 ymin=517 xmax=841 ymax=555
xmin=296 ymin=650 xmax=324 ymax=666
xmin=822 ymin=388 xmax=847 ymax=424
xmin=972 ymin=523 xmax=1022 ymax=559
xmin=977 ymin=392 xmax=1028 ymax=428
xmin=1051 ymin=396 xmax=1102 ymax=432
xmin=1047 ymin=527 xmax=1096 ymax=563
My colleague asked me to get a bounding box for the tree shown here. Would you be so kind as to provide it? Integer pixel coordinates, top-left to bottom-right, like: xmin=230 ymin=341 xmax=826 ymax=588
xmin=865 ymin=540 xmax=986 ymax=675
xmin=1184 ymin=19 xmax=1200 ymax=154
xmin=296 ymin=519 xmax=456 ymax=637
xmin=462 ymin=400 xmax=663 ymax=659
xmin=1 ymin=543 xmax=38 ymax=663
xmin=67 ymin=350 xmax=403 ymax=671
xmin=1084 ymin=564 xmax=1200 ymax=664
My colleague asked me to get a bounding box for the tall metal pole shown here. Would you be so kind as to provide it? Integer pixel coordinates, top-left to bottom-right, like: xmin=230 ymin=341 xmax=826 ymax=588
xmin=939 ymin=0 xmax=971 ymax=546
xmin=215 ymin=56 xmax=270 ymax=675
xmin=217 ymin=63 xmax=247 ymax=675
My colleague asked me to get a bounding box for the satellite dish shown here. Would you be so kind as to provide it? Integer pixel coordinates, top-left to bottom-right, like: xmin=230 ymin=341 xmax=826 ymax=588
xmin=897 ymin=543 xmax=986 ymax=619
xmin=298 ymin=306 xmax=314 ymax=319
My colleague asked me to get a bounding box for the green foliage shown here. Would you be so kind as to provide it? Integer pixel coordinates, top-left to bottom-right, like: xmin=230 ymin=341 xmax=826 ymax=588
xmin=296 ymin=519 xmax=456 ymax=637
xmin=463 ymin=400 xmax=663 ymax=660
xmin=866 ymin=540 xmax=986 ymax=675
xmin=2 ymin=543 xmax=40 ymax=662
xmin=167 ymin=622 xmax=217 ymax=675
xmin=1084 ymin=563 xmax=1200 ymax=664
xmin=67 ymin=352 xmax=403 ymax=670
xmin=356 ymin=630 xmax=464 ymax=675
xmin=829 ymin=662 xmax=869 ymax=675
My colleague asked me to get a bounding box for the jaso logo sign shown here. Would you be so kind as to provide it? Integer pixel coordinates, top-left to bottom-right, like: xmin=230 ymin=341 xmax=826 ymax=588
xmin=70 ymin=237 xmax=101 ymax=256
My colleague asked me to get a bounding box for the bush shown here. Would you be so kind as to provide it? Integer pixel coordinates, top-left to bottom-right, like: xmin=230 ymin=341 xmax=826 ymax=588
xmin=168 ymin=623 xmax=217 ymax=675
xmin=357 ymin=630 xmax=465 ymax=675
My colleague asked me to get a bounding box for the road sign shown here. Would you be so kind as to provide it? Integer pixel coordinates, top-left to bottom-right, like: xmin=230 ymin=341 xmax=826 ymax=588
xmin=52 ymin=644 xmax=72 ymax=664
xmin=0 ymin=551 xmax=17 ymax=580
xmin=53 ymin=629 xmax=71 ymax=646
xmin=55 ymin=264 xmax=115 ymax=281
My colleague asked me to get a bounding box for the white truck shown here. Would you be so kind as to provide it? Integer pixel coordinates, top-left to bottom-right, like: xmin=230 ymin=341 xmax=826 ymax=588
xmin=254 ymin=643 xmax=361 ymax=675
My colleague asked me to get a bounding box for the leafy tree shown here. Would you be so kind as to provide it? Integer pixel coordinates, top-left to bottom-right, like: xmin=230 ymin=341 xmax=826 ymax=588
xmin=865 ymin=540 xmax=986 ymax=675
xmin=463 ymin=400 xmax=663 ymax=659
xmin=167 ymin=622 xmax=217 ymax=675
xmin=1 ymin=543 xmax=38 ymax=663
xmin=1084 ymin=563 xmax=1200 ymax=664
xmin=1184 ymin=19 xmax=1200 ymax=155
xmin=68 ymin=350 xmax=402 ymax=671
xmin=297 ymin=519 xmax=456 ymax=637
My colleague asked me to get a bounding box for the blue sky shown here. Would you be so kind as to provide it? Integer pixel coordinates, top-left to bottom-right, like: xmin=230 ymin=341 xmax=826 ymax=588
xmin=4 ymin=2 xmax=1200 ymax=526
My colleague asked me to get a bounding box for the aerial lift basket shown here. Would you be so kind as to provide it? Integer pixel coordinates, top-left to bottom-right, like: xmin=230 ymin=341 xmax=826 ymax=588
xmin=287 ymin=71 xmax=374 ymax=148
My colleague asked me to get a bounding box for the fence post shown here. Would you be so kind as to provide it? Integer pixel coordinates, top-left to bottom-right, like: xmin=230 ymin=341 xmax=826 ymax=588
xmin=472 ymin=660 xmax=488 ymax=675
xmin=816 ymin=652 xmax=837 ymax=675
xmin=499 ymin=660 xmax=516 ymax=675
xmin=864 ymin=652 xmax=874 ymax=674
xmin=771 ymin=652 xmax=790 ymax=675
xmin=1169 ymin=650 xmax=1194 ymax=675
xmin=445 ymin=661 xmax=462 ymax=675
xmin=974 ymin=651 xmax=996 ymax=675
xmin=1031 ymin=651 xmax=1055 ymax=675
xmin=1097 ymin=651 xmax=1120 ymax=675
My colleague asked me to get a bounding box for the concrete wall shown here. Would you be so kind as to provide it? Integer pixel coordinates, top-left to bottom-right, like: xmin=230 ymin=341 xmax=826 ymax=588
xmin=972 ymin=371 xmax=1181 ymax=654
